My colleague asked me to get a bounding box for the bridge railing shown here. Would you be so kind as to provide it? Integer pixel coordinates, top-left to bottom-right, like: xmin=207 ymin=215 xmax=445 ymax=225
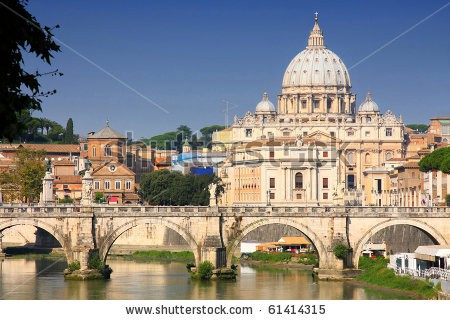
xmin=0 ymin=203 xmax=449 ymax=216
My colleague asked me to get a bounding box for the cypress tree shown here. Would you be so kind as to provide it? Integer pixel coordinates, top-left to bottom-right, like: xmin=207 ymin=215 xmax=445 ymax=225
xmin=65 ymin=118 xmax=74 ymax=144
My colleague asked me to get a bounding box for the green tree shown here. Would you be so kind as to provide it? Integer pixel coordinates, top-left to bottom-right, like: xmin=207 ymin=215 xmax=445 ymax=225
xmin=138 ymin=170 xmax=216 ymax=206
xmin=406 ymin=124 xmax=429 ymax=133
xmin=94 ymin=192 xmax=104 ymax=203
xmin=0 ymin=148 xmax=46 ymax=202
xmin=200 ymin=125 xmax=226 ymax=149
xmin=419 ymin=147 xmax=450 ymax=172
xmin=0 ymin=0 xmax=61 ymax=141
xmin=64 ymin=118 xmax=74 ymax=144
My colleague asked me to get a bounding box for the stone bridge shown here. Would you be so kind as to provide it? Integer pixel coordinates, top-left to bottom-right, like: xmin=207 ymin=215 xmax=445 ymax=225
xmin=0 ymin=205 xmax=449 ymax=276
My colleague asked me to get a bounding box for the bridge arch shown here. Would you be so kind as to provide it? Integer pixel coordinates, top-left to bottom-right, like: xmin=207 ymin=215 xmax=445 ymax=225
xmin=226 ymin=218 xmax=328 ymax=267
xmin=99 ymin=218 xmax=200 ymax=266
xmin=353 ymin=218 xmax=447 ymax=268
xmin=0 ymin=219 xmax=72 ymax=262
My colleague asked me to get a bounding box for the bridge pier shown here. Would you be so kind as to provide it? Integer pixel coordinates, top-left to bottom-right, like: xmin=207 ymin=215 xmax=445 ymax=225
xmin=0 ymin=232 xmax=3 ymax=253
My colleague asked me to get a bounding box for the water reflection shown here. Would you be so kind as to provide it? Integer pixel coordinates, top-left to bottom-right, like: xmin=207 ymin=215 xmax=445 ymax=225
xmin=0 ymin=257 xmax=411 ymax=300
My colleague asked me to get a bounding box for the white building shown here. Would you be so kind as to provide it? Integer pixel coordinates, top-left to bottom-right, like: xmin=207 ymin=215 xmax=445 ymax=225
xmin=215 ymin=14 xmax=405 ymax=206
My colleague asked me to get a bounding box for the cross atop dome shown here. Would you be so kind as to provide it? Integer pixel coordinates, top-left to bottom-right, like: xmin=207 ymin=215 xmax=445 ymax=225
xmin=308 ymin=12 xmax=325 ymax=48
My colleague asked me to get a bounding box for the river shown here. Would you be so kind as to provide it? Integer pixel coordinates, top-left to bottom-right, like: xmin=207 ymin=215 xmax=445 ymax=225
xmin=0 ymin=256 xmax=412 ymax=300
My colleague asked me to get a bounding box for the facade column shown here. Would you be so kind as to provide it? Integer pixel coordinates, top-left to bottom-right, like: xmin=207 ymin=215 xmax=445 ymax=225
xmin=447 ymin=174 xmax=450 ymax=201
xmin=428 ymin=171 xmax=433 ymax=206
xmin=437 ymin=171 xmax=443 ymax=203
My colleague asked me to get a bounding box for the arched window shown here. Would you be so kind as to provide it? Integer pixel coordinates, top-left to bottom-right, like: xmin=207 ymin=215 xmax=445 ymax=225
xmin=295 ymin=173 xmax=303 ymax=189
xmin=366 ymin=116 xmax=372 ymax=124
xmin=386 ymin=152 xmax=393 ymax=161
xmin=104 ymin=144 xmax=112 ymax=157
xmin=365 ymin=153 xmax=371 ymax=164
xmin=347 ymin=152 xmax=354 ymax=164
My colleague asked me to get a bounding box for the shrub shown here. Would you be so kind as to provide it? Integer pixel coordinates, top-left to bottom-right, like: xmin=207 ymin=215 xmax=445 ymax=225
xmin=59 ymin=197 xmax=74 ymax=204
xmin=248 ymin=251 xmax=293 ymax=263
xmin=197 ymin=261 xmax=214 ymax=280
xmin=334 ymin=243 xmax=348 ymax=260
xmin=446 ymin=194 xmax=450 ymax=206
xmin=67 ymin=260 xmax=80 ymax=272
xmin=88 ymin=253 xmax=104 ymax=271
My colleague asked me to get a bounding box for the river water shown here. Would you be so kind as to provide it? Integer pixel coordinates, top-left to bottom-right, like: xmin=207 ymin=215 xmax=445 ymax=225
xmin=0 ymin=256 xmax=411 ymax=300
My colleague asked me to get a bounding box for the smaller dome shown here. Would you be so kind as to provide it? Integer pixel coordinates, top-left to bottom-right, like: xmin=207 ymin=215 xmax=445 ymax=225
xmin=359 ymin=91 xmax=380 ymax=112
xmin=255 ymin=92 xmax=276 ymax=113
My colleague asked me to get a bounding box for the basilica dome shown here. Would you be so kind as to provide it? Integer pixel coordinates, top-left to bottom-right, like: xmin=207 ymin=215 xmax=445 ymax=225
xmin=359 ymin=91 xmax=380 ymax=112
xmin=282 ymin=16 xmax=351 ymax=89
xmin=255 ymin=91 xmax=276 ymax=113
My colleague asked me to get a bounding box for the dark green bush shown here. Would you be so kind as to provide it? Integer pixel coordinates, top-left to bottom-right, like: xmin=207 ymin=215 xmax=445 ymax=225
xmin=197 ymin=261 xmax=214 ymax=280
xmin=88 ymin=253 xmax=104 ymax=271
xmin=67 ymin=260 xmax=80 ymax=272
xmin=249 ymin=251 xmax=293 ymax=263
xmin=333 ymin=243 xmax=348 ymax=260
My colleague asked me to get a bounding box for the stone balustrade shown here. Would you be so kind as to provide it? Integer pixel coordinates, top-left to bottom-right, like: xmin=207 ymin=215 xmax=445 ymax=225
xmin=0 ymin=204 xmax=449 ymax=218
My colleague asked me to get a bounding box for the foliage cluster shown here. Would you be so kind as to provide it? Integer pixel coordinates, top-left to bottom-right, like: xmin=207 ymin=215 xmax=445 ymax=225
xmin=88 ymin=253 xmax=104 ymax=271
xmin=196 ymin=261 xmax=214 ymax=280
xmin=357 ymin=257 xmax=437 ymax=299
xmin=94 ymin=192 xmax=104 ymax=204
xmin=295 ymin=253 xmax=318 ymax=266
xmin=131 ymin=250 xmax=195 ymax=263
xmin=333 ymin=243 xmax=348 ymax=260
xmin=0 ymin=0 xmax=61 ymax=141
xmin=139 ymin=124 xmax=225 ymax=151
xmin=0 ymin=148 xmax=45 ymax=202
xmin=67 ymin=260 xmax=81 ymax=272
xmin=58 ymin=197 xmax=74 ymax=204
xmin=418 ymin=147 xmax=450 ymax=174
xmin=406 ymin=124 xmax=429 ymax=133
xmin=139 ymin=170 xmax=223 ymax=206
xmin=248 ymin=251 xmax=293 ymax=263
xmin=446 ymin=194 xmax=450 ymax=206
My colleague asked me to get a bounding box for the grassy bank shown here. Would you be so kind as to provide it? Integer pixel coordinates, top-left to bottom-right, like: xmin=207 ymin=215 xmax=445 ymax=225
xmin=357 ymin=257 xmax=438 ymax=299
xmin=244 ymin=251 xmax=318 ymax=266
xmin=125 ymin=250 xmax=195 ymax=264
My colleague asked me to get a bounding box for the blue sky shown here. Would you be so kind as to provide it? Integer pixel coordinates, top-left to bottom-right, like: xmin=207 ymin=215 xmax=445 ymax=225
xmin=25 ymin=0 xmax=450 ymax=139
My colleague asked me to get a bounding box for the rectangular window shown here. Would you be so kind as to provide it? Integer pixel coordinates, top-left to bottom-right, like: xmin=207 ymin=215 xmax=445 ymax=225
xmin=142 ymin=160 xmax=148 ymax=168
xmin=347 ymin=131 xmax=354 ymax=136
xmin=323 ymin=178 xmax=329 ymax=189
xmin=386 ymin=128 xmax=392 ymax=136
xmin=270 ymin=178 xmax=275 ymax=188
xmin=365 ymin=131 xmax=370 ymax=137
xmin=83 ymin=143 xmax=88 ymax=151
xmin=330 ymin=131 xmax=335 ymax=137
xmin=301 ymin=100 xmax=307 ymax=109
xmin=115 ymin=180 xmax=121 ymax=190
xmin=296 ymin=193 xmax=302 ymax=200
xmin=323 ymin=192 xmax=328 ymax=200
xmin=323 ymin=151 xmax=328 ymax=158
xmin=268 ymin=132 xmax=274 ymax=138
xmin=104 ymin=180 xmax=110 ymax=190
xmin=92 ymin=146 xmax=96 ymax=157
xmin=283 ymin=131 xmax=290 ymax=137
xmin=245 ymin=129 xmax=252 ymax=137
xmin=125 ymin=180 xmax=132 ymax=190
xmin=94 ymin=180 xmax=100 ymax=190
xmin=270 ymin=193 xmax=275 ymax=200
xmin=313 ymin=100 xmax=320 ymax=108
xmin=269 ymin=151 xmax=275 ymax=158
xmin=303 ymin=132 xmax=308 ymax=137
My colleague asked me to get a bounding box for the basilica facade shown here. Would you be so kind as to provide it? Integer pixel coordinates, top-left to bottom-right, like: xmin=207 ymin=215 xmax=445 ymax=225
xmin=214 ymin=15 xmax=405 ymax=206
